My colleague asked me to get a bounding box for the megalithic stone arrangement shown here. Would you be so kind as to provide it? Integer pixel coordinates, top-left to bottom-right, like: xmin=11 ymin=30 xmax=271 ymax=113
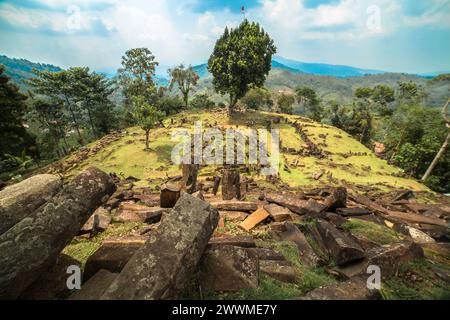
xmin=0 ymin=167 xmax=116 ymax=299
xmin=101 ymin=192 xmax=219 ymax=300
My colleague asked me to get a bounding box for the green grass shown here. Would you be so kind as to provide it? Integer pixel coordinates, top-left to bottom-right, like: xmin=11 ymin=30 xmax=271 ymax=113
xmin=62 ymin=222 xmax=147 ymax=268
xmin=381 ymin=259 xmax=450 ymax=300
xmin=44 ymin=109 xmax=430 ymax=193
xmin=341 ymin=218 xmax=404 ymax=245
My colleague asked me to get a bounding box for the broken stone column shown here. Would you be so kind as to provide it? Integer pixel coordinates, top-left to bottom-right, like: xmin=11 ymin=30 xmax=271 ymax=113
xmin=212 ymin=176 xmax=221 ymax=195
xmin=0 ymin=167 xmax=115 ymax=299
xmin=101 ymin=192 xmax=219 ymax=300
xmin=222 ymin=168 xmax=240 ymax=200
xmin=181 ymin=163 xmax=199 ymax=193
xmin=160 ymin=182 xmax=181 ymax=208
xmin=0 ymin=174 xmax=62 ymax=235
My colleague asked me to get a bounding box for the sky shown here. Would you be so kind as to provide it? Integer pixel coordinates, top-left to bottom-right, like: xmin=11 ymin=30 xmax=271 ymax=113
xmin=0 ymin=0 xmax=449 ymax=74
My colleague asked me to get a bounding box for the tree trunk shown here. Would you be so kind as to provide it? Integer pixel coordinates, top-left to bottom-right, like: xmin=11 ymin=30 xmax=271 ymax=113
xmin=183 ymin=92 xmax=189 ymax=109
xmin=228 ymin=94 xmax=237 ymax=117
xmin=64 ymin=96 xmax=83 ymax=144
xmin=87 ymin=105 xmax=97 ymax=138
xmin=145 ymin=129 xmax=150 ymax=150
xmin=421 ymin=130 xmax=450 ymax=182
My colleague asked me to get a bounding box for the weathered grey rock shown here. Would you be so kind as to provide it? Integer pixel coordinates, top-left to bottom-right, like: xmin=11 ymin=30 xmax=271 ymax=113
xmin=0 ymin=167 xmax=115 ymax=299
xmin=367 ymin=242 xmax=423 ymax=279
xmin=222 ymin=169 xmax=240 ymax=200
xmin=323 ymin=212 xmax=347 ymax=227
xmin=20 ymin=254 xmax=80 ymax=300
xmin=0 ymin=174 xmax=62 ymax=235
xmin=208 ymin=236 xmax=256 ymax=248
xmin=269 ymin=222 xmax=320 ymax=266
xmin=101 ymin=192 xmax=219 ymax=300
xmin=259 ymin=260 xmax=297 ymax=283
xmin=200 ymin=245 xmax=258 ymax=292
xmin=115 ymin=203 xmax=167 ymax=223
xmin=315 ymin=219 xmax=365 ymax=266
xmin=160 ymin=183 xmax=180 ymax=208
xmin=69 ymin=270 xmax=118 ymax=300
xmin=336 ymin=207 xmax=371 ymax=217
xmin=266 ymin=192 xmax=324 ymax=215
xmin=264 ymin=203 xmax=292 ymax=222
xmin=405 ymin=226 xmax=436 ymax=244
xmin=80 ymin=207 xmax=111 ymax=234
xmin=210 ymin=200 xmax=257 ymax=212
xmin=247 ymin=247 xmax=285 ymax=261
xmin=299 ymin=277 xmax=380 ymax=300
xmin=324 ymin=187 xmax=347 ymax=211
xmin=83 ymin=243 xmax=142 ymax=282
xmin=219 ymin=210 xmax=248 ymax=222
xmin=334 ymin=241 xmax=424 ymax=280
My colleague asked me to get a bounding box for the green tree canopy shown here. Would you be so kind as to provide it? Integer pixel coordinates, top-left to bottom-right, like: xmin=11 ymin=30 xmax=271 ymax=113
xmin=295 ymin=86 xmax=322 ymax=121
xmin=131 ymin=95 xmax=164 ymax=150
xmin=190 ymin=93 xmax=215 ymax=110
xmin=169 ymin=64 xmax=199 ymax=108
xmin=277 ymin=93 xmax=295 ymax=114
xmin=208 ymin=19 xmax=276 ymax=115
xmin=117 ymin=48 xmax=159 ymax=107
xmin=241 ymin=87 xmax=273 ymax=110
xmin=0 ymin=65 xmax=36 ymax=167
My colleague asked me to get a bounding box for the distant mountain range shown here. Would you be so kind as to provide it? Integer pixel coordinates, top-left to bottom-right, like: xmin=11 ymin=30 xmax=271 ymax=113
xmin=1 ymin=54 xmax=448 ymax=107
xmin=0 ymin=55 xmax=62 ymax=88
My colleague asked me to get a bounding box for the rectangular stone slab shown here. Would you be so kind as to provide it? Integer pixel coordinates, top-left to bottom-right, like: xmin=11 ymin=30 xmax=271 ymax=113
xmin=210 ymin=201 xmax=257 ymax=212
xmin=266 ymin=193 xmax=324 ymax=215
xmin=239 ymin=207 xmax=270 ymax=231
xmin=101 ymin=192 xmax=219 ymax=300
xmin=315 ymin=219 xmax=365 ymax=266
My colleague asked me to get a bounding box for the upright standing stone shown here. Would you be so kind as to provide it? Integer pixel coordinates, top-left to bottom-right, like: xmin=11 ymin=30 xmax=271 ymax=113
xmin=181 ymin=164 xmax=199 ymax=193
xmin=212 ymin=176 xmax=221 ymax=195
xmin=160 ymin=183 xmax=181 ymax=208
xmin=0 ymin=167 xmax=115 ymax=299
xmin=101 ymin=193 xmax=219 ymax=300
xmin=0 ymin=174 xmax=62 ymax=235
xmin=324 ymin=187 xmax=347 ymax=211
xmin=222 ymin=168 xmax=240 ymax=200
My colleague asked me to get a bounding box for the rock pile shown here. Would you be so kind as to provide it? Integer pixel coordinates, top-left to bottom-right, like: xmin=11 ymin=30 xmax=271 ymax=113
xmin=0 ymin=163 xmax=448 ymax=300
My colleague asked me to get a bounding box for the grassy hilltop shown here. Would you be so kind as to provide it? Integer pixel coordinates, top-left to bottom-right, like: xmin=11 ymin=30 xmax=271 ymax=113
xmin=42 ymin=109 xmax=428 ymax=193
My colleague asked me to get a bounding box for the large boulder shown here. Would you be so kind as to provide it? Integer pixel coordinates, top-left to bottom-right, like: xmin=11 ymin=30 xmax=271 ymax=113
xmin=199 ymin=245 xmax=259 ymax=291
xmin=221 ymin=168 xmax=240 ymax=200
xmin=269 ymin=223 xmax=320 ymax=266
xmin=0 ymin=167 xmax=115 ymax=299
xmin=0 ymin=174 xmax=62 ymax=235
xmin=101 ymin=192 xmax=219 ymax=300
xmin=315 ymin=219 xmax=365 ymax=266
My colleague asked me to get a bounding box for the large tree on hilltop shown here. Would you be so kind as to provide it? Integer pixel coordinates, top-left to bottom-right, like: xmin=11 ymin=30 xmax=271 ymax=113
xmin=168 ymin=64 xmax=199 ymax=109
xmin=208 ymin=19 xmax=276 ymax=116
xmin=118 ymin=48 xmax=159 ymax=105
